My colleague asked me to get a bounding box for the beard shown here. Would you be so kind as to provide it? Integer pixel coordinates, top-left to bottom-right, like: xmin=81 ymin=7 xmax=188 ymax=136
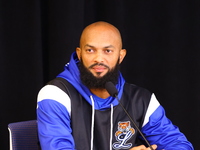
xmin=78 ymin=59 xmax=120 ymax=89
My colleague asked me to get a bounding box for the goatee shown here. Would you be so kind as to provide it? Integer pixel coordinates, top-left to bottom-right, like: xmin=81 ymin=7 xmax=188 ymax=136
xmin=79 ymin=59 xmax=120 ymax=89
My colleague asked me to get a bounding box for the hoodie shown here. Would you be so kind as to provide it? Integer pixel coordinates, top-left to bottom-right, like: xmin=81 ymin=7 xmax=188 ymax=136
xmin=37 ymin=52 xmax=194 ymax=150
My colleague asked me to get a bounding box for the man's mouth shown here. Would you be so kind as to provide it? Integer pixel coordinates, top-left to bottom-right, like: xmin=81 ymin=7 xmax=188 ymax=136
xmin=92 ymin=66 xmax=107 ymax=72
xmin=89 ymin=63 xmax=109 ymax=73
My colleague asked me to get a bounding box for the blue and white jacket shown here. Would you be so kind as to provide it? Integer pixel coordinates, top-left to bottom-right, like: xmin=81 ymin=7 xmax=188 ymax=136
xmin=37 ymin=52 xmax=194 ymax=150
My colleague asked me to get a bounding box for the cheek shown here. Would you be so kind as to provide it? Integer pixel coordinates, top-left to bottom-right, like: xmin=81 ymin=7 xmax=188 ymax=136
xmin=81 ymin=57 xmax=91 ymax=68
xmin=110 ymin=57 xmax=120 ymax=66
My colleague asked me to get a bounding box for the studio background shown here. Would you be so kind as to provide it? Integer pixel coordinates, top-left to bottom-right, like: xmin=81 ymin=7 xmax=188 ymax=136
xmin=1 ymin=0 xmax=199 ymax=149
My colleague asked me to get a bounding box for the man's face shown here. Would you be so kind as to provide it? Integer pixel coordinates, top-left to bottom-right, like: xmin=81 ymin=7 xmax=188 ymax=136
xmin=76 ymin=24 xmax=126 ymax=89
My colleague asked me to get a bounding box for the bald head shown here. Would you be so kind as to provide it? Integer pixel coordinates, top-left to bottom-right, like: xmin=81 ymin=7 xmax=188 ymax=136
xmin=79 ymin=21 xmax=123 ymax=49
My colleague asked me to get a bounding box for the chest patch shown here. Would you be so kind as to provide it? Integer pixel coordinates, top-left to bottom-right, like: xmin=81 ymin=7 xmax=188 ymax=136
xmin=113 ymin=121 xmax=135 ymax=149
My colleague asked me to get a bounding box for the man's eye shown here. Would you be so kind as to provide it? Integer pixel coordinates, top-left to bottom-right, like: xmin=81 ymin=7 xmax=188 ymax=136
xmin=105 ymin=49 xmax=112 ymax=53
xmin=86 ymin=49 xmax=94 ymax=52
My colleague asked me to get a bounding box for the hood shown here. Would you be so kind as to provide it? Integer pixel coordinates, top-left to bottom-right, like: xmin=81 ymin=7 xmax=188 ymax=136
xmin=57 ymin=52 xmax=125 ymax=110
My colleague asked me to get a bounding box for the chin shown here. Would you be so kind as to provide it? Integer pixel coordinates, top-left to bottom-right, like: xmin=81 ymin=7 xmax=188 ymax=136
xmin=94 ymin=72 xmax=107 ymax=77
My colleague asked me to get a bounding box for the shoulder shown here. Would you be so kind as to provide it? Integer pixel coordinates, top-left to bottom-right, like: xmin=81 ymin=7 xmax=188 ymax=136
xmin=38 ymin=85 xmax=69 ymax=102
xmin=37 ymin=85 xmax=71 ymax=114
xmin=122 ymin=83 xmax=153 ymax=113
xmin=124 ymin=83 xmax=152 ymax=99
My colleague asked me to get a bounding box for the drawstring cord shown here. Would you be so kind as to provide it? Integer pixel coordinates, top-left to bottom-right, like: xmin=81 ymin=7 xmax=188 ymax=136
xmin=110 ymin=104 xmax=114 ymax=150
xmin=90 ymin=96 xmax=114 ymax=150
xmin=90 ymin=95 xmax=95 ymax=150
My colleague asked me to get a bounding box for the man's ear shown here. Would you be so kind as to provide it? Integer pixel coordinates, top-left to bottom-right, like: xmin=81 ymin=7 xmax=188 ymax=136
xmin=119 ymin=49 xmax=126 ymax=64
xmin=76 ymin=47 xmax=81 ymax=60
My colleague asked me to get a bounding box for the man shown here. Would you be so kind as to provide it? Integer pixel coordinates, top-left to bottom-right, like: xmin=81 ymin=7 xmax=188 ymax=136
xmin=37 ymin=21 xmax=194 ymax=150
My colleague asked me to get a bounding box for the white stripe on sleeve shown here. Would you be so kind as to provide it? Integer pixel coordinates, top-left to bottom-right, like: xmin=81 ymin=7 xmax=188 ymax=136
xmin=37 ymin=85 xmax=71 ymax=116
xmin=142 ymin=93 xmax=160 ymax=127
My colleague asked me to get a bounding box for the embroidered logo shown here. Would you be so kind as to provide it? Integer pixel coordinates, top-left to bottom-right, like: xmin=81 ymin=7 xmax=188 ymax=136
xmin=113 ymin=121 xmax=135 ymax=149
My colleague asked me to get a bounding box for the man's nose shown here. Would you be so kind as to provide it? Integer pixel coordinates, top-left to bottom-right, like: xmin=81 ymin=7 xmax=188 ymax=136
xmin=94 ymin=51 xmax=104 ymax=63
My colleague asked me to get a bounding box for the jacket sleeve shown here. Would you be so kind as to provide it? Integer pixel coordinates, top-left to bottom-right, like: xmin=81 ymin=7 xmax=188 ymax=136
xmin=141 ymin=94 xmax=194 ymax=150
xmin=37 ymin=85 xmax=76 ymax=150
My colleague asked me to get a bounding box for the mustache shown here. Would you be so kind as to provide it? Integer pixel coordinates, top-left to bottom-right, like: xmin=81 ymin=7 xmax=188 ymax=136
xmin=88 ymin=63 xmax=109 ymax=69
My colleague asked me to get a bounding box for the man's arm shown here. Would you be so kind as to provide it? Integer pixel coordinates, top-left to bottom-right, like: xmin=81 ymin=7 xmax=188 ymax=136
xmin=37 ymin=85 xmax=75 ymax=150
xmin=141 ymin=95 xmax=194 ymax=150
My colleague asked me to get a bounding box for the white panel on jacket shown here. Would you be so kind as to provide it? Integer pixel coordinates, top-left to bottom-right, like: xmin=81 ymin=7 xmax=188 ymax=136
xmin=37 ymin=85 xmax=71 ymax=116
xmin=142 ymin=93 xmax=160 ymax=127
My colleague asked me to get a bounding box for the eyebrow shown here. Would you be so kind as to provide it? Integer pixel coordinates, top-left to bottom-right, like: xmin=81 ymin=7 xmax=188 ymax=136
xmin=84 ymin=44 xmax=115 ymax=48
xmin=84 ymin=44 xmax=95 ymax=48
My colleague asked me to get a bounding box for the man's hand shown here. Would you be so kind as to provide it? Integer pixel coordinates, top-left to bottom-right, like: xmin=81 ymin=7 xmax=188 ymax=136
xmin=129 ymin=144 xmax=157 ymax=150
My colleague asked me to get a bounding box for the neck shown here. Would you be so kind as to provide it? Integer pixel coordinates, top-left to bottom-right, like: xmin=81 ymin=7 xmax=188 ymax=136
xmin=90 ymin=88 xmax=110 ymax=99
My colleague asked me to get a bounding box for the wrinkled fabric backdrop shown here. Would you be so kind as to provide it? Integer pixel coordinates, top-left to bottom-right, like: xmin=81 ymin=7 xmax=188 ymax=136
xmin=1 ymin=0 xmax=199 ymax=149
